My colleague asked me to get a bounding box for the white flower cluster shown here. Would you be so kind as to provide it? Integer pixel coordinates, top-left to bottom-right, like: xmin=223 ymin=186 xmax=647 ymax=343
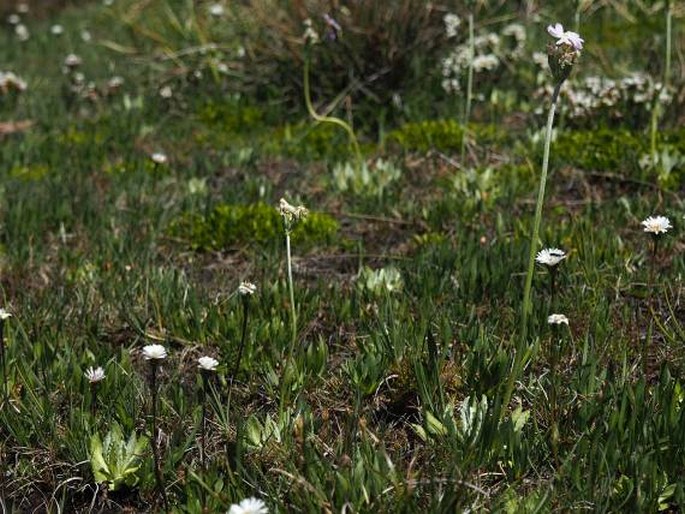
xmin=441 ymin=24 xmax=526 ymax=94
xmin=0 ymin=71 xmax=27 ymax=94
xmin=533 ymin=71 xmax=673 ymax=121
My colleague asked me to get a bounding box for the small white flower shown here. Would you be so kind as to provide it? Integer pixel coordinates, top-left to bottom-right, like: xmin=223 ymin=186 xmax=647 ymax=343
xmin=208 ymin=3 xmax=224 ymax=16
xmin=547 ymin=22 xmax=584 ymax=50
xmin=64 ymin=54 xmax=83 ymax=68
xmin=107 ymin=76 xmax=124 ymax=90
xmin=642 ymin=215 xmax=671 ymax=235
xmin=7 ymin=14 xmax=21 ymax=25
xmin=278 ymin=198 xmax=309 ymax=224
xmin=51 ymin=24 xmax=64 ymax=36
xmin=547 ymin=314 xmax=569 ymax=326
xmin=198 ymin=356 xmax=219 ymax=372
xmin=85 ymin=366 xmax=106 ymax=383
xmin=535 ymin=248 xmax=567 ymax=267
xmin=15 ymin=24 xmax=29 ymax=41
xmin=150 ymin=152 xmax=168 ymax=165
xmin=142 ymin=344 xmax=167 ymax=360
xmin=238 ymin=281 xmax=257 ymax=296
xmin=443 ymin=13 xmax=461 ymax=38
xmin=81 ymin=30 xmax=92 ymax=42
xmin=0 ymin=309 xmax=12 ymax=320
xmin=228 ymin=497 xmax=268 ymax=514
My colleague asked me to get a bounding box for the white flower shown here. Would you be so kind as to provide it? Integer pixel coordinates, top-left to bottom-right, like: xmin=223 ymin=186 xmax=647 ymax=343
xmin=85 ymin=366 xmax=106 ymax=383
xmin=228 ymin=497 xmax=268 ymax=514
xmin=472 ymin=54 xmax=499 ymax=72
xmin=0 ymin=309 xmax=12 ymax=321
xmin=142 ymin=344 xmax=167 ymax=360
xmin=278 ymin=198 xmax=309 ymax=224
xmin=198 ymin=356 xmax=219 ymax=372
xmin=547 ymin=22 xmax=584 ymax=50
xmin=443 ymin=13 xmax=461 ymax=38
xmin=81 ymin=30 xmax=92 ymax=42
xmin=535 ymin=248 xmax=567 ymax=267
xmin=238 ymin=281 xmax=256 ymax=296
xmin=547 ymin=314 xmax=569 ymax=325
xmin=150 ymin=152 xmax=168 ymax=165
xmin=64 ymin=54 xmax=83 ymax=68
xmin=51 ymin=24 xmax=64 ymax=36
xmin=641 ymin=215 xmax=671 ymax=235
xmin=159 ymin=85 xmax=173 ymax=98
xmin=7 ymin=14 xmax=21 ymax=25
xmin=208 ymin=3 xmax=224 ymax=16
xmin=15 ymin=24 xmax=29 ymax=41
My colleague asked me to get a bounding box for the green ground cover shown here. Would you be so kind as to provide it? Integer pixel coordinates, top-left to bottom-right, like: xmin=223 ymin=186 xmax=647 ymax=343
xmin=0 ymin=0 xmax=685 ymax=512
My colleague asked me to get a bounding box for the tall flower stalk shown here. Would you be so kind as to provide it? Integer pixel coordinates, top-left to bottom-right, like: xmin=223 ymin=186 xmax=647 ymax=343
xmin=521 ymin=24 xmax=583 ymax=339
xmin=0 ymin=309 xmax=12 ymax=407
xmin=302 ymin=18 xmax=362 ymax=168
xmin=507 ymin=24 xmax=583 ymax=417
xmin=278 ymin=199 xmax=308 ymax=413
xmin=142 ymin=344 xmax=169 ymax=512
xmin=198 ymin=356 xmax=218 ymax=469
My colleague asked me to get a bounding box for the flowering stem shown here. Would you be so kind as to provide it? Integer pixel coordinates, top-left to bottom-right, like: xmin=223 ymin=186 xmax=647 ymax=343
xmin=461 ymin=12 xmax=474 ymax=162
xmin=200 ymin=373 xmax=208 ymax=470
xmin=149 ymin=362 xmax=168 ymax=512
xmin=285 ymin=230 xmax=297 ymax=348
xmin=0 ymin=320 xmax=6 ymax=407
xmin=522 ymin=82 xmax=562 ymax=338
xmin=303 ymin=49 xmax=363 ymax=166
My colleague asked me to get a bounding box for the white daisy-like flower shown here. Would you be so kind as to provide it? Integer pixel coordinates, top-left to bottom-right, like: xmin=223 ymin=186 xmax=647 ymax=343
xmin=50 ymin=24 xmax=64 ymax=36
xmin=198 ymin=356 xmax=219 ymax=372
xmin=159 ymin=85 xmax=173 ymax=98
xmin=84 ymin=366 xmax=106 ymax=383
xmin=535 ymin=248 xmax=567 ymax=267
xmin=641 ymin=215 xmax=671 ymax=235
xmin=142 ymin=344 xmax=167 ymax=360
xmin=150 ymin=152 xmax=168 ymax=165
xmin=547 ymin=313 xmax=569 ymax=325
xmin=64 ymin=53 xmax=83 ymax=69
xmin=15 ymin=24 xmax=29 ymax=41
xmin=238 ymin=281 xmax=256 ymax=296
xmin=208 ymin=3 xmax=224 ymax=16
xmin=0 ymin=309 xmax=12 ymax=320
xmin=7 ymin=14 xmax=20 ymax=25
xmin=278 ymin=198 xmax=309 ymax=224
xmin=547 ymin=22 xmax=584 ymax=50
xmin=228 ymin=497 xmax=268 ymax=514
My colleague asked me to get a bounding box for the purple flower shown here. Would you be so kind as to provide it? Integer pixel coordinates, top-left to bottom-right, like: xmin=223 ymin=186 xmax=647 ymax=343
xmin=547 ymin=22 xmax=584 ymax=50
xmin=323 ymin=13 xmax=342 ymax=41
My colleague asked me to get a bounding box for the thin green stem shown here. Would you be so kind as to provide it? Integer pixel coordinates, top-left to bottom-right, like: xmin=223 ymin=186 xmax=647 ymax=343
xmin=461 ymin=13 xmax=474 ymax=162
xmin=522 ymin=83 xmax=562 ymax=339
xmin=150 ymin=363 xmax=169 ymax=512
xmin=0 ymin=321 xmax=6 ymax=407
xmin=303 ymin=50 xmax=362 ymax=166
xmin=665 ymin=2 xmax=672 ymax=90
xmin=286 ymin=231 xmax=297 ymax=348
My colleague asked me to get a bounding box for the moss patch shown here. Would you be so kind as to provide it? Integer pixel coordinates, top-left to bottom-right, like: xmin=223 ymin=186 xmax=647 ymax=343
xmin=169 ymin=202 xmax=340 ymax=251
xmin=387 ymin=120 xmax=507 ymax=153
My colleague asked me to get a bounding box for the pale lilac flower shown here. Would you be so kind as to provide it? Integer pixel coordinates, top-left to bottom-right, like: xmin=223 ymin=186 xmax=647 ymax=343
xmin=198 ymin=356 xmax=219 ymax=372
xmin=547 ymin=22 xmax=584 ymax=50
xmin=84 ymin=366 xmax=106 ymax=383
xmin=228 ymin=497 xmax=268 ymax=514
xmin=641 ymin=215 xmax=671 ymax=235
xmin=547 ymin=314 xmax=569 ymax=326
xmin=142 ymin=344 xmax=167 ymax=360
xmin=535 ymin=248 xmax=567 ymax=267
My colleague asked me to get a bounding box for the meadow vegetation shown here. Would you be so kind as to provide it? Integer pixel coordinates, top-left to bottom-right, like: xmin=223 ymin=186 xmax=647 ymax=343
xmin=0 ymin=0 xmax=685 ymax=512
